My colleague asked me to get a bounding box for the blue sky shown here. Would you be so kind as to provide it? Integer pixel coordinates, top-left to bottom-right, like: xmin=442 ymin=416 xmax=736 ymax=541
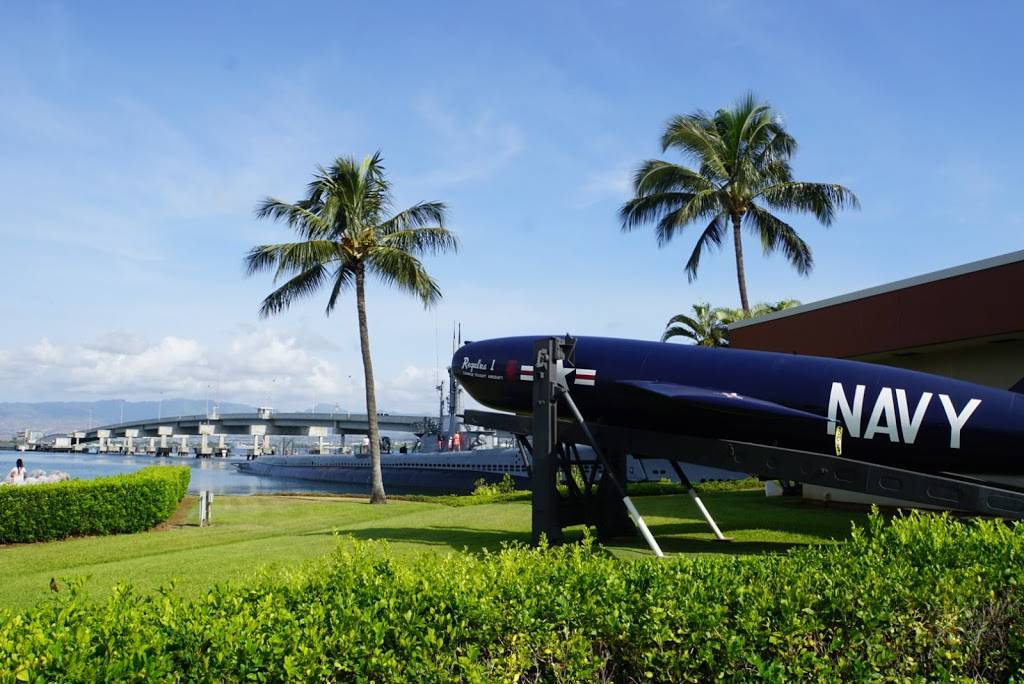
xmin=1 ymin=1 xmax=1021 ymax=411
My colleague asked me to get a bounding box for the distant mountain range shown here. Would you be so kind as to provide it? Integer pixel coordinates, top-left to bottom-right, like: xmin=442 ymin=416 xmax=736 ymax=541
xmin=0 ymin=399 xmax=256 ymax=436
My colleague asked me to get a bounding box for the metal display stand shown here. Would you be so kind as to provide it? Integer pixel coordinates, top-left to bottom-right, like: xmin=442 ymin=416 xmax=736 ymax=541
xmin=468 ymin=408 xmax=1024 ymax=520
xmin=529 ymin=337 xmax=663 ymax=555
xmin=463 ymin=336 xmax=1024 ymax=554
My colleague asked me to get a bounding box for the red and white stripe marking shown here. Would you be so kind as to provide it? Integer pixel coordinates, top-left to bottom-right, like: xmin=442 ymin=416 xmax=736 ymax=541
xmin=518 ymin=365 xmax=597 ymax=385
xmin=574 ymin=369 xmax=597 ymax=386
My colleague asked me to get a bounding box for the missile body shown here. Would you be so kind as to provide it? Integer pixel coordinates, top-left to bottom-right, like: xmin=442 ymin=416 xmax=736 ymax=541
xmin=453 ymin=336 xmax=1024 ymax=489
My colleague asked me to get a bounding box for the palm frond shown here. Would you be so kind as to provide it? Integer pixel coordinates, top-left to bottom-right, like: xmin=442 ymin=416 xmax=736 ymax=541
xmin=661 ymin=326 xmax=700 ymax=343
xmin=380 ymin=226 xmax=459 ymax=256
xmin=745 ymin=204 xmax=813 ymax=275
xmin=660 ymin=114 xmax=729 ymax=179
xmin=254 ymin=198 xmax=329 ymax=237
xmin=664 ymin=312 xmax=703 ymax=328
xmin=757 ymin=181 xmax=860 ymax=225
xmin=632 ymin=160 xmax=716 ymax=196
xmin=720 ymin=93 xmax=765 ymax=171
xmin=257 ymin=264 xmax=329 ymax=318
xmin=378 ymin=201 xmax=449 ymax=235
xmin=244 ymin=240 xmax=340 ymax=280
xmin=620 ymin=192 xmax=697 ymax=232
xmin=325 ymin=263 xmax=357 ymax=315
xmin=684 ymin=215 xmax=727 ymax=282
xmin=661 ymin=303 xmax=729 ymax=345
xmin=366 ymin=246 xmax=442 ymax=307
xmin=754 ymin=126 xmax=797 ymax=168
xmin=653 ymin=190 xmax=722 ymax=247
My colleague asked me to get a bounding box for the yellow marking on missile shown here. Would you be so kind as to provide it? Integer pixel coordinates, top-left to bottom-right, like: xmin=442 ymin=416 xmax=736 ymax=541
xmin=835 ymin=424 xmax=844 ymax=457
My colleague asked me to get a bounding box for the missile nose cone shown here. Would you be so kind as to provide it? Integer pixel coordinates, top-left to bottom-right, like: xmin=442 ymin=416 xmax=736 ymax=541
xmin=449 ymin=336 xmax=538 ymax=414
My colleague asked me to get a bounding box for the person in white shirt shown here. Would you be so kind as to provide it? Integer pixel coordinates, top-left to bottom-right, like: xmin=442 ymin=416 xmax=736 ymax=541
xmin=6 ymin=458 xmax=26 ymax=484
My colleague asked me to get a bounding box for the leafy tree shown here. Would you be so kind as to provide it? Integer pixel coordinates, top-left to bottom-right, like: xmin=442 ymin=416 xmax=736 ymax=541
xmin=661 ymin=302 xmax=730 ymax=346
xmin=621 ymin=93 xmax=859 ymax=313
xmin=245 ymin=153 xmax=457 ymax=503
xmin=665 ymin=299 xmax=801 ymax=347
xmin=722 ymin=298 xmax=802 ymax=323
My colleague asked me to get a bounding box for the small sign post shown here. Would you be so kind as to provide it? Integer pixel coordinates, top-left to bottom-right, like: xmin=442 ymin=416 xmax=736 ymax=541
xmin=199 ymin=490 xmax=214 ymax=526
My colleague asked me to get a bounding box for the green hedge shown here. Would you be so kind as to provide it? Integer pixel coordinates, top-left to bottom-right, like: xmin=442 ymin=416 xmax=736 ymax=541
xmin=628 ymin=477 xmax=764 ymax=496
xmin=1 ymin=511 xmax=1021 ymax=682
xmin=0 ymin=466 xmax=189 ymax=544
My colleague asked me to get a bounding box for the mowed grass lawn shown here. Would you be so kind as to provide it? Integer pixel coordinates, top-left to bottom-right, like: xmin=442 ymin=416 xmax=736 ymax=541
xmin=0 ymin=491 xmax=869 ymax=613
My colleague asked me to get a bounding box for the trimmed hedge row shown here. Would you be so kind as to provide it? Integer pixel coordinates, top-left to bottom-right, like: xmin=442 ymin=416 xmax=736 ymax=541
xmin=1 ymin=511 xmax=1021 ymax=682
xmin=0 ymin=466 xmax=189 ymax=544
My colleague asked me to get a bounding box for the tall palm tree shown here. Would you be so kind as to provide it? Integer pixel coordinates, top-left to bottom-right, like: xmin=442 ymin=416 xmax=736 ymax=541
xmin=621 ymin=93 xmax=859 ymax=314
xmin=661 ymin=302 xmax=730 ymax=346
xmin=245 ymin=152 xmax=457 ymax=504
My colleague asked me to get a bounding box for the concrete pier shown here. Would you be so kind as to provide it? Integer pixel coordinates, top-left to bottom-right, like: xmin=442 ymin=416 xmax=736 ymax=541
xmin=124 ymin=429 xmax=138 ymax=454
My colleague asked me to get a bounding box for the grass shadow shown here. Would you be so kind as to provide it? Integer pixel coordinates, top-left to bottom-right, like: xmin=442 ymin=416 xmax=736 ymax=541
xmin=301 ymin=491 xmax=869 ymax=558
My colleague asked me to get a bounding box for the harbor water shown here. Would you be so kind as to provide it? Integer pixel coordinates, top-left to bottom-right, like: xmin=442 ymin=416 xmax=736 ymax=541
xmin=0 ymin=450 xmax=369 ymax=496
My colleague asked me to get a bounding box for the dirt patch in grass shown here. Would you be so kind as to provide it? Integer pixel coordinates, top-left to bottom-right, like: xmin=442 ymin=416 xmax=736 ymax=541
xmin=154 ymin=496 xmax=197 ymax=530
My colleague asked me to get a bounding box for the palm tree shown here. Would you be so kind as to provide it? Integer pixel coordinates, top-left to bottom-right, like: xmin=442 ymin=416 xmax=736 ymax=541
xmin=621 ymin=93 xmax=859 ymax=314
xmin=661 ymin=302 xmax=730 ymax=346
xmin=245 ymin=152 xmax=458 ymax=504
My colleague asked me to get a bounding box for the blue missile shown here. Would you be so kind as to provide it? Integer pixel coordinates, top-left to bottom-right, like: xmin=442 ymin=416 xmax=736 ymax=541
xmin=453 ymin=336 xmax=1024 ymax=490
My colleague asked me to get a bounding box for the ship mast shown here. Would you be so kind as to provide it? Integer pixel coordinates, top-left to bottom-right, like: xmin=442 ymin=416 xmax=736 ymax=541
xmin=436 ymin=380 xmax=445 ymax=435
xmin=447 ymin=322 xmax=462 ymax=435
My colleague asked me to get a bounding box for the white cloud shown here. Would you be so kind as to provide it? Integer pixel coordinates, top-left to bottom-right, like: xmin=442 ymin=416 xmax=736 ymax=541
xmin=384 ymin=365 xmax=438 ymax=408
xmin=83 ymin=330 xmax=149 ymax=356
xmin=27 ymin=338 xmax=64 ymax=366
xmin=0 ymin=329 xmax=445 ymax=413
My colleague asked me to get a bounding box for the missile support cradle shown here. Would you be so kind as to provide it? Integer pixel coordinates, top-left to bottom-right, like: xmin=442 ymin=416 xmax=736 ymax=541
xmin=465 ymin=336 xmax=1024 ymax=555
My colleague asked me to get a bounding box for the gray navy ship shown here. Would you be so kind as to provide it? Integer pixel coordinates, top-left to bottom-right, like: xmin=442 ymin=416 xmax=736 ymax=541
xmin=236 ymin=366 xmax=744 ymax=494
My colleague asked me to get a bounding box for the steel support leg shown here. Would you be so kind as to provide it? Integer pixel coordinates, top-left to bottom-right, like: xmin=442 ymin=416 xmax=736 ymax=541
xmin=557 ymin=386 xmax=664 ymax=557
xmin=669 ymin=461 xmax=728 ymax=541
xmin=531 ymin=338 xmax=564 ymax=545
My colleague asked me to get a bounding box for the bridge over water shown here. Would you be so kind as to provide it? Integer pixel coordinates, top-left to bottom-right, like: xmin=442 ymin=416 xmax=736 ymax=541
xmin=57 ymin=411 xmax=434 ymax=456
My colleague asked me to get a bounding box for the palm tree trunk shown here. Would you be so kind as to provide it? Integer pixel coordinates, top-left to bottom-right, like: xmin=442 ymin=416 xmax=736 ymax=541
xmin=731 ymin=214 xmax=750 ymax=314
xmin=355 ymin=266 xmax=387 ymax=504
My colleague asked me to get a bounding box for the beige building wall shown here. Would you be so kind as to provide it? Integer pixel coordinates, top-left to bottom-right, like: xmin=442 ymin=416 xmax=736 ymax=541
xmin=856 ymin=336 xmax=1024 ymax=391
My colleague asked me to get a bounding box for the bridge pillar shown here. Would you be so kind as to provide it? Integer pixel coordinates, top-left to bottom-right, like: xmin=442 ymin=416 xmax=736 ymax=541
xmin=178 ymin=436 xmax=188 ymax=455
xmin=124 ymin=429 xmax=139 ymax=454
xmin=262 ymin=435 xmax=271 ymax=454
xmin=217 ymin=434 xmax=226 ymax=456
xmin=158 ymin=426 xmax=173 ymax=453
xmin=308 ymin=426 xmax=329 ymax=455
xmin=73 ymin=432 xmax=85 ymax=453
xmin=248 ymin=424 xmax=267 ymax=459
xmin=96 ymin=430 xmax=111 ymax=453
xmin=197 ymin=424 xmax=214 ymax=457
xmin=148 ymin=437 xmax=156 ymax=454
